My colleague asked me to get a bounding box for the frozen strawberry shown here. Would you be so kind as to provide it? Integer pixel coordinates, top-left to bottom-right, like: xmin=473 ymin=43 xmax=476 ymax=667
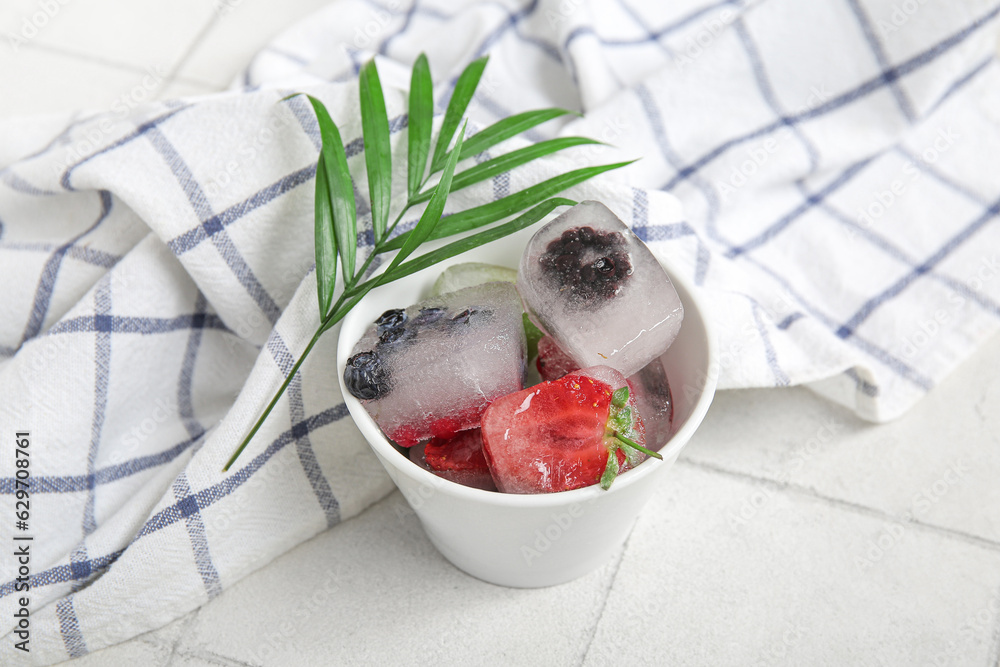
xmin=481 ymin=366 xmax=659 ymax=493
xmin=536 ymin=335 xmax=579 ymax=381
xmin=409 ymin=429 xmax=497 ymax=491
xmin=424 ymin=429 xmax=490 ymax=472
xmin=539 ymin=336 xmax=674 ymax=451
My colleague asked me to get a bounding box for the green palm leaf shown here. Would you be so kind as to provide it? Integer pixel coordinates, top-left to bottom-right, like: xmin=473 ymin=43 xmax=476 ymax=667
xmin=410 ymin=137 xmax=603 ymax=205
xmin=305 ymin=95 xmax=357 ymax=285
xmin=313 ymin=158 xmax=338 ymax=317
xmin=359 ymin=59 xmax=391 ymax=243
xmin=227 ymin=56 xmax=635 ymax=473
xmin=385 ymin=123 xmax=467 ymax=274
xmin=383 ymin=160 xmax=634 ymax=252
xmin=407 ymin=53 xmax=433 ymax=199
xmin=381 ymin=197 xmax=575 ymax=283
xmin=453 ymin=107 xmax=578 ymax=162
xmin=430 ymin=56 xmax=487 ymax=172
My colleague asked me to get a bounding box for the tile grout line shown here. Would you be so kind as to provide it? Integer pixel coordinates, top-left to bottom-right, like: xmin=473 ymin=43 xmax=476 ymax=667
xmin=677 ymin=457 xmax=1000 ymax=554
xmin=21 ymin=38 xmax=224 ymax=101
xmin=163 ymin=8 xmax=225 ymax=87
xmin=164 ymin=607 xmax=203 ymax=667
xmin=989 ymin=593 xmax=1000 ymax=667
xmin=174 ymin=647 xmax=260 ymax=667
xmin=22 ymin=41 xmax=161 ymax=77
xmin=575 ymin=533 xmax=633 ymax=667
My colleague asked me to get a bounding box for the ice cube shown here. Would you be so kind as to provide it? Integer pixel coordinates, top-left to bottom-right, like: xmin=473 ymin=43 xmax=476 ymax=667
xmin=536 ymin=334 xmax=579 ymax=381
xmin=517 ymin=201 xmax=684 ymax=378
xmin=344 ymin=282 xmax=526 ymax=446
xmin=432 ymin=262 xmax=544 ymax=363
xmin=430 ymin=262 xmax=517 ymax=296
xmin=627 ymin=356 xmax=673 ymax=452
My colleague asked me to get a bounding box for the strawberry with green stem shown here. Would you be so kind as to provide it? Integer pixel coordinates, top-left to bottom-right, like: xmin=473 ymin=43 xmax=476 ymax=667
xmin=481 ymin=368 xmax=661 ymax=493
xmin=601 ymin=385 xmax=660 ymax=489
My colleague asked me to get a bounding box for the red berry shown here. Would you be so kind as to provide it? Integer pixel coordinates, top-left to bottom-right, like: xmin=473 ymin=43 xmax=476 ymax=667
xmin=409 ymin=430 xmax=497 ymax=491
xmin=424 ymin=429 xmax=490 ymax=473
xmin=390 ymin=424 xmax=420 ymax=448
xmin=481 ymin=369 xmax=644 ymax=493
xmin=429 ymin=417 xmax=462 ymax=440
xmin=536 ymin=335 xmax=579 ymax=381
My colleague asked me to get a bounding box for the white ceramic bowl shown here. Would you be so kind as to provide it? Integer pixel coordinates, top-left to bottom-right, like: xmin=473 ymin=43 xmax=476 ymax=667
xmin=337 ymin=223 xmax=717 ymax=588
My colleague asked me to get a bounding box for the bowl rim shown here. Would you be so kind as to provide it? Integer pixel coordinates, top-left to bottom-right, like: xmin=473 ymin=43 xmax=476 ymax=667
xmin=337 ymin=230 xmax=718 ymax=507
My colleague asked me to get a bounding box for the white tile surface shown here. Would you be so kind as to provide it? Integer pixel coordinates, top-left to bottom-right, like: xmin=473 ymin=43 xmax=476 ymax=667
xmin=0 ymin=0 xmax=66 ymax=36
xmin=176 ymin=492 xmax=620 ymax=666
xmin=683 ymin=332 xmax=1000 ymax=546
xmin=175 ymin=0 xmax=334 ymax=89
xmin=587 ymin=462 xmax=1000 ymax=667
xmin=0 ymin=46 xmax=162 ymax=119
xmin=28 ymin=0 xmax=219 ymax=73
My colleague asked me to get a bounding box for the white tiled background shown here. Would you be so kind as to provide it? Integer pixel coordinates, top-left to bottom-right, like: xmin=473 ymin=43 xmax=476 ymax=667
xmin=2 ymin=2 xmax=1000 ymax=666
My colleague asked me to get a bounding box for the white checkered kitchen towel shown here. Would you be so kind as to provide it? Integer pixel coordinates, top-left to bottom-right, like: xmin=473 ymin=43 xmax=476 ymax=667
xmin=2 ymin=0 xmax=1000 ymax=662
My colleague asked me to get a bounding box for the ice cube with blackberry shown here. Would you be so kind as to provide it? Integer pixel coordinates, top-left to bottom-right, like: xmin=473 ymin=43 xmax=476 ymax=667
xmin=517 ymin=201 xmax=684 ymax=378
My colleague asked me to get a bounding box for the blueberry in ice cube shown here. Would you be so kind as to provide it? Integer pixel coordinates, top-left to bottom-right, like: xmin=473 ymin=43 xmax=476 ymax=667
xmin=375 ymin=308 xmax=407 ymax=335
xmin=344 ymin=351 xmax=391 ymax=400
xmin=345 ymin=282 xmax=526 ymax=447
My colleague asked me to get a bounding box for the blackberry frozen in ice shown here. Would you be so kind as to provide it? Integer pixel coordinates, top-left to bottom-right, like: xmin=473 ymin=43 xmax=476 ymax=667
xmin=538 ymin=226 xmax=632 ymax=303
xmin=518 ymin=201 xmax=684 ymax=378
